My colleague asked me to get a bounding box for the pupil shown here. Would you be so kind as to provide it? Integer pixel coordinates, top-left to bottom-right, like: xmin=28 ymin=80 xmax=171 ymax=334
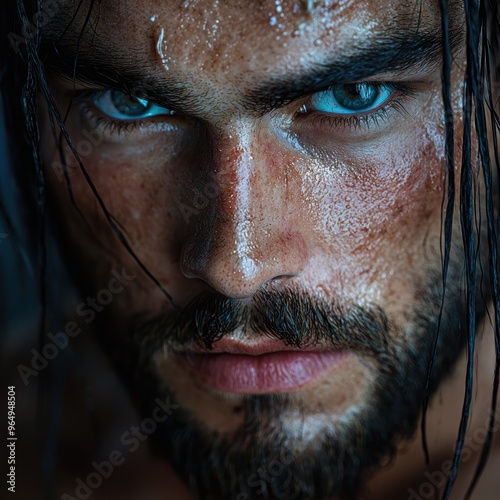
xmin=335 ymin=83 xmax=378 ymax=111
xmin=111 ymin=91 xmax=149 ymax=116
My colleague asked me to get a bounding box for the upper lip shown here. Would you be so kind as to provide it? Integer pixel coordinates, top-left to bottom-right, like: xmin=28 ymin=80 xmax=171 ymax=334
xmin=187 ymin=338 xmax=332 ymax=356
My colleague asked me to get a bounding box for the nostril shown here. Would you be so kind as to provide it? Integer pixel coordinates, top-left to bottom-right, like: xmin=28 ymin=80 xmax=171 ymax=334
xmin=179 ymin=251 xmax=206 ymax=280
xmin=179 ymin=233 xmax=212 ymax=279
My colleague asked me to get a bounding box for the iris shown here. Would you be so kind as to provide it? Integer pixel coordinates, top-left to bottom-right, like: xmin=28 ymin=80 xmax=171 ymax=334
xmin=92 ymin=90 xmax=174 ymax=120
xmin=310 ymin=83 xmax=393 ymax=114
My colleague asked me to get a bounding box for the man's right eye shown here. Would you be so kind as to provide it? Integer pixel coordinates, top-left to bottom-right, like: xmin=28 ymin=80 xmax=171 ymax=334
xmin=309 ymin=83 xmax=395 ymax=115
xmin=91 ymin=90 xmax=175 ymax=121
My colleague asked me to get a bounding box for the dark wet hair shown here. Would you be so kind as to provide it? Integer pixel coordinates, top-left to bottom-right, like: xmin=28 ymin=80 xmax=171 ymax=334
xmin=0 ymin=0 xmax=499 ymax=499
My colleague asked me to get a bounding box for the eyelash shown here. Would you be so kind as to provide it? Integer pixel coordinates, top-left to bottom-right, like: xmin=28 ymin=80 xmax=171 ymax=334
xmin=296 ymin=83 xmax=417 ymax=131
xmin=80 ymin=102 xmax=158 ymax=135
xmin=74 ymin=89 xmax=173 ymax=135
xmin=77 ymin=83 xmax=417 ymax=135
xmin=309 ymin=99 xmax=410 ymax=131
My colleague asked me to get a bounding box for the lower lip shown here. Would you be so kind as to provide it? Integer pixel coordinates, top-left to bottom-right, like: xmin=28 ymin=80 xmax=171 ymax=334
xmin=178 ymin=350 xmax=347 ymax=394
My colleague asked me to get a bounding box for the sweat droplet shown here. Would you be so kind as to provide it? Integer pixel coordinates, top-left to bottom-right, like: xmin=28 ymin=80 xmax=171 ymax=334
xmin=156 ymin=27 xmax=170 ymax=71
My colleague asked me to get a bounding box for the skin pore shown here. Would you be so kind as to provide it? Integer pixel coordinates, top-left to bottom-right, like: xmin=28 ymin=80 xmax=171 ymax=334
xmin=36 ymin=0 xmax=500 ymax=498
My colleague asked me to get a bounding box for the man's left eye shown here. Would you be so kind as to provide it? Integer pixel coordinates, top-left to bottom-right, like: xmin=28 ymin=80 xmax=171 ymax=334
xmin=92 ymin=90 xmax=174 ymax=120
xmin=309 ymin=83 xmax=394 ymax=115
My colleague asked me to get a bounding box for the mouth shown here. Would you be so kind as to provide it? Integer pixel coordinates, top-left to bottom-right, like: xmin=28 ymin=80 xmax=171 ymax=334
xmin=175 ymin=338 xmax=349 ymax=394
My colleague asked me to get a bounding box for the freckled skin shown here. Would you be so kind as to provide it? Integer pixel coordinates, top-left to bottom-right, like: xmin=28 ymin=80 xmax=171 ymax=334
xmin=38 ymin=0 xmax=500 ymax=498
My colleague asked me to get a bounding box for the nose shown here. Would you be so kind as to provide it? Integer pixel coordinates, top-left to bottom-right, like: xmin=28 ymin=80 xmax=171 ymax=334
xmin=180 ymin=120 xmax=309 ymax=299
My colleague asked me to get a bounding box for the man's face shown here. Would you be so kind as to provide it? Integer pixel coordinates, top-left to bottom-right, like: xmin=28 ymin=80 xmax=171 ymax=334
xmin=40 ymin=0 xmax=472 ymax=497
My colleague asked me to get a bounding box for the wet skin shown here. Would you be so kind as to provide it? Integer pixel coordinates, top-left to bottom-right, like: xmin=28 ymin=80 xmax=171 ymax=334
xmin=37 ymin=0 xmax=500 ymax=498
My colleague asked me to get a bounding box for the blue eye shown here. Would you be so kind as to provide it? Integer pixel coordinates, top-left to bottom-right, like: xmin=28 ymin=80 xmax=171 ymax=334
xmin=309 ymin=83 xmax=394 ymax=115
xmin=92 ymin=90 xmax=174 ymax=120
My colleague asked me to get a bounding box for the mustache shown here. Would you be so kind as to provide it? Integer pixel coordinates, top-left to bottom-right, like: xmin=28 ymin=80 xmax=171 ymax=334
xmin=131 ymin=288 xmax=398 ymax=363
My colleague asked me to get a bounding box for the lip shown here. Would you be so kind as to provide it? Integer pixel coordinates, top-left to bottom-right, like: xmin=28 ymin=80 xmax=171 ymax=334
xmin=189 ymin=338 xmax=333 ymax=355
xmin=176 ymin=339 xmax=348 ymax=394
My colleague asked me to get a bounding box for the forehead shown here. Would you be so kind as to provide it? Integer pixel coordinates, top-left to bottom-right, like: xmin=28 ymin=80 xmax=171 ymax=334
xmin=48 ymin=0 xmax=444 ymax=82
xmin=107 ymin=0 xmax=434 ymax=58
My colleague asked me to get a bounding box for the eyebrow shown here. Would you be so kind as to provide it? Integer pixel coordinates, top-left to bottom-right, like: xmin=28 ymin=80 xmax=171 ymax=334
xmin=42 ymin=26 xmax=463 ymax=117
xmin=246 ymin=28 xmax=464 ymax=113
xmin=42 ymin=41 xmax=201 ymax=114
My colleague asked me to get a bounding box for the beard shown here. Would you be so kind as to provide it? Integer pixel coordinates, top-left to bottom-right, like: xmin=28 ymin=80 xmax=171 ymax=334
xmin=102 ymin=255 xmax=480 ymax=500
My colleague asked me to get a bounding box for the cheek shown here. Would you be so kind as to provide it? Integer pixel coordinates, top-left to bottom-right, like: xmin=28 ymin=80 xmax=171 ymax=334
xmin=296 ymin=124 xmax=448 ymax=309
xmin=40 ymin=113 xmax=202 ymax=259
xmin=38 ymin=93 xmax=459 ymax=320
xmin=304 ymin=137 xmax=445 ymax=253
